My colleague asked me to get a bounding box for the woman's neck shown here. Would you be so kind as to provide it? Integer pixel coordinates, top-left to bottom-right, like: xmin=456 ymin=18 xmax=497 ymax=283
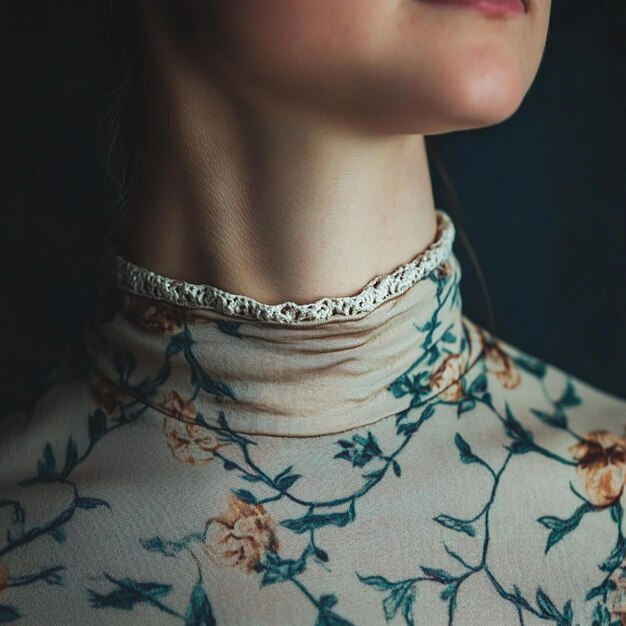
xmin=114 ymin=16 xmax=437 ymax=306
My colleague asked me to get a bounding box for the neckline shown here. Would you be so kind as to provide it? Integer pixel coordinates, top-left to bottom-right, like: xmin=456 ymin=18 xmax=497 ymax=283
xmin=84 ymin=208 xmax=479 ymax=437
xmin=106 ymin=210 xmax=455 ymax=325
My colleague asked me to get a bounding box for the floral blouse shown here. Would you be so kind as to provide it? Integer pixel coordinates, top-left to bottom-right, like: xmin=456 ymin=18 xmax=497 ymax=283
xmin=1 ymin=210 xmax=625 ymax=626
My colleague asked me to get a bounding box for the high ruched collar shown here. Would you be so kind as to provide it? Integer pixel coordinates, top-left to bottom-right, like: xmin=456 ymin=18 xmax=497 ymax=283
xmin=81 ymin=210 xmax=484 ymax=436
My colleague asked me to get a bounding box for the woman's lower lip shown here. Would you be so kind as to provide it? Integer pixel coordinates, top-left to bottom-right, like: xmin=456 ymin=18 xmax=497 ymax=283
xmin=419 ymin=0 xmax=526 ymax=17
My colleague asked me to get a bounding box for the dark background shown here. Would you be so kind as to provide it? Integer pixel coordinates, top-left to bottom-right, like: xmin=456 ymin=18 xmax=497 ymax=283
xmin=1 ymin=0 xmax=625 ymax=415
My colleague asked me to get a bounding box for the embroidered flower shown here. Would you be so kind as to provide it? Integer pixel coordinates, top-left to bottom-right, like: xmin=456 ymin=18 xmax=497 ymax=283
xmin=162 ymin=390 xmax=197 ymax=421
xmin=429 ymin=353 xmax=466 ymax=402
xmin=203 ymin=494 xmax=279 ymax=572
xmin=0 ymin=561 xmax=8 ymax=592
xmin=483 ymin=341 xmax=521 ymax=390
xmin=434 ymin=260 xmax=453 ymax=281
xmin=476 ymin=331 xmax=521 ymax=390
xmin=162 ymin=391 xmax=222 ymax=465
xmin=88 ymin=370 xmax=133 ymax=415
xmin=123 ymin=293 xmax=185 ymax=333
xmin=608 ymin=563 xmax=626 ymax=624
xmin=570 ymin=431 xmax=626 ymax=507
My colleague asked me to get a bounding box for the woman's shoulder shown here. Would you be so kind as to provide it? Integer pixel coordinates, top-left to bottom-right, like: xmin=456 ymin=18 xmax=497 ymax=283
xmin=465 ymin=316 xmax=626 ymax=432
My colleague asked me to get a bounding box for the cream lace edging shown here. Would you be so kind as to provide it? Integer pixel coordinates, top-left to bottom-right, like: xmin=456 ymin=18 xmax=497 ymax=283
xmin=108 ymin=209 xmax=455 ymax=325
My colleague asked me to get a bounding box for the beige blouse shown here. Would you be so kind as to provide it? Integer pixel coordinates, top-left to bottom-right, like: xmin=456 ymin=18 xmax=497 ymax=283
xmin=1 ymin=210 xmax=625 ymax=625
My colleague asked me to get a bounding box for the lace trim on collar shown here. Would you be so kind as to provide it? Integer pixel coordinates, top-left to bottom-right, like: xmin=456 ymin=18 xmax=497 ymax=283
xmin=108 ymin=209 xmax=455 ymax=325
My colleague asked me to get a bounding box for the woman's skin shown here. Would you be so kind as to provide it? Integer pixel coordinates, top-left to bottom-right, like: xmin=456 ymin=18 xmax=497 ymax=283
xmin=115 ymin=0 xmax=551 ymax=305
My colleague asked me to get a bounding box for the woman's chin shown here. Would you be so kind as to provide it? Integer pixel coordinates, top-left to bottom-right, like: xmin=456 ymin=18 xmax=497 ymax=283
xmin=416 ymin=54 xmax=529 ymax=135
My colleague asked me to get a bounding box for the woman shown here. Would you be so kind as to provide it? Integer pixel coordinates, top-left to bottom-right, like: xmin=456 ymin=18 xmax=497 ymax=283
xmin=1 ymin=0 xmax=625 ymax=624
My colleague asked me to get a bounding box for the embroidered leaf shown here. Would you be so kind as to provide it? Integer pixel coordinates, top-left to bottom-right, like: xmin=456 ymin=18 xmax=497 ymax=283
xmin=535 ymin=587 xmax=560 ymax=620
xmin=75 ymin=496 xmax=110 ymax=511
xmin=19 ymin=441 xmax=62 ymax=485
xmin=513 ymin=355 xmax=546 ymax=379
xmin=586 ymin=579 xmax=616 ymax=602
xmin=88 ymin=575 xmax=173 ymax=611
xmin=166 ymin=331 xmax=192 ymax=358
xmin=184 ymin=580 xmax=216 ymax=626
xmin=319 ymin=595 xmax=338 ymax=609
xmin=503 ymin=403 xmax=535 ymax=453
xmin=557 ymin=380 xmax=581 ymax=408
xmin=468 ymin=373 xmax=487 ymax=397
xmin=334 ymin=432 xmax=382 ymax=467
xmin=382 ymin=581 xmax=415 ymax=625
xmin=600 ymin=535 xmax=626 ymax=572
xmin=427 ymin=346 xmax=440 ymax=366
xmin=537 ymin=501 xmax=593 ymax=553
xmin=456 ymin=398 xmax=476 ymax=417
xmin=215 ymin=415 xmax=257 ymax=445
xmin=336 ymin=440 xmax=355 ymax=449
xmin=314 ymin=547 xmax=329 ymax=562
xmin=88 ymin=409 xmax=108 ymax=446
xmin=512 ymin=585 xmax=534 ymax=612
xmin=356 ymin=574 xmax=395 ymax=591
xmin=49 ymin=526 xmax=66 ymax=543
xmin=361 ymin=469 xmax=384 ymax=482
xmin=563 ymin=600 xmax=573 ymax=626
xmin=388 ymin=374 xmax=413 ymax=399
xmin=454 ymin=433 xmax=481 ymax=466
xmin=440 ymin=583 xmax=457 ymax=600
xmin=531 ymin=408 xmax=567 ymax=430
xmin=113 ymin=352 xmax=136 ymax=382
xmin=388 ymin=373 xmax=430 ymax=401
xmin=433 ymin=514 xmax=476 ymax=537
xmin=0 ymin=605 xmax=21 ymax=623
xmin=420 ymin=567 xmax=457 ymax=585
xmin=442 ymin=330 xmax=456 ymax=343
xmin=215 ymin=320 xmax=243 ymax=338
xmin=507 ymin=440 xmax=535 ymax=455
xmin=280 ymin=502 xmax=356 ymax=534
xmin=276 ymin=474 xmax=301 ymax=491
xmin=274 ymin=466 xmax=302 ymax=491
xmin=230 ymin=489 xmax=258 ymax=504
xmin=611 ymin=501 xmax=623 ymax=525
xmin=533 ymin=587 xmax=574 ymax=624
xmin=591 ymin=600 xmax=622 ymax=626
xmin=391 ymin=459 xmax=402 ymax=477
xmin=61 ymin=436 xmax=79 ymax=477
xmin=37 ymin=443 xmax=56 ymax=482
xmin=356 ymin=575 xmax=415 ymax=626
xmin=315 ymin=608 xmax=356 ymax=626
xmin=418 ymin=404 xmax=436 ymax=423
xmin=259 ymin=552 xmax=306 ymax=586
xmin=416 ymin=320 xmax=433 ymax=333
xmin=188 ymin=355 xmax=237 ymax=402
xmin=217 ymin=411 xmax=229 ymax=430
xmin=222 ymin=459 xmax=238 ymax=471
xmin=239 ymin=474 xmax=262 ymax=482
xmin=141 ymin=533 xmax=204 ymax=557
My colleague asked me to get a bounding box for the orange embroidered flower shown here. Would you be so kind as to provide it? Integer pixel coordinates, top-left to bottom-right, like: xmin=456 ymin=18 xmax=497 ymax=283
xmin=570 ymin=431 xmax=626 ymax=507
xmin=435 ymin=260 xmax=453 ymax=280
xmin=478 ymin=333 xmax=521 ymax=390
xmin=88 ymin=371 xmax=133 ymax=415
xmin=203 ymin=494 xmax=279 ymax=572
xmin=162 ymin=390 xmax=197 ymax=421
xmin=0 ymin=561 xmax=8 ymax=592
xmin=123 ymin=293 xmax=184 ymax=333
xmin=162 ymin=391 xmax=222 ymax=465
xmin=429 ymin=353 xmax=466 ymax=402
xmin=607 ymin=561 xmax=626 ymax=624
